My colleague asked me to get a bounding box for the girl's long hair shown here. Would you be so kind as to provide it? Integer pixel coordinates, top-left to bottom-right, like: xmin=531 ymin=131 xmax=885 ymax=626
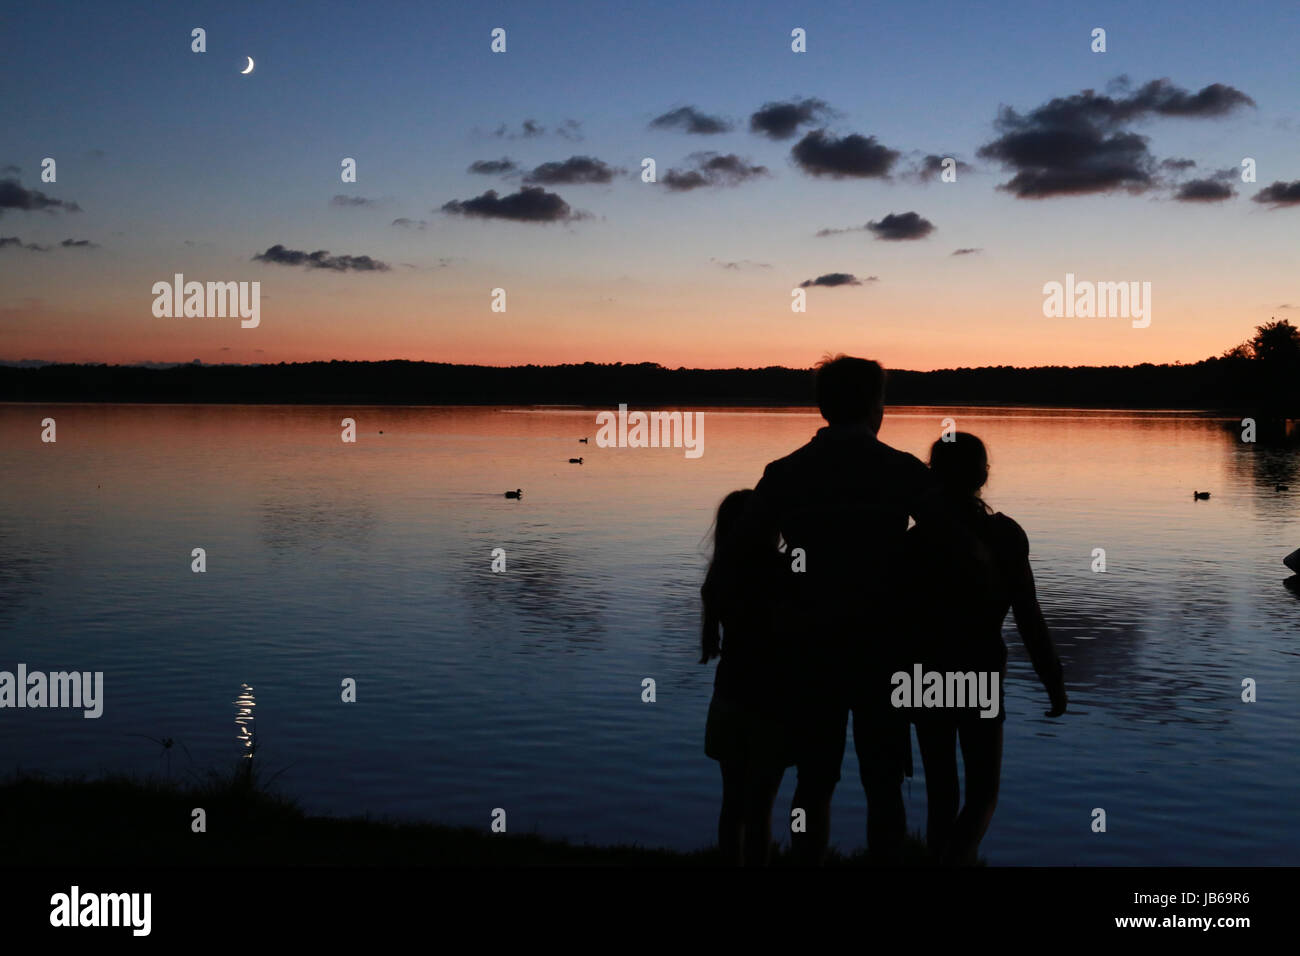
xmin=700 ymin=489 xmax=763 ymax=663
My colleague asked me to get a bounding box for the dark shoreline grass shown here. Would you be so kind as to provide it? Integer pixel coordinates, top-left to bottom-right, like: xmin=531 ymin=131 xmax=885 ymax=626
xmin=0 ymin=768 xmax=936 ymax=867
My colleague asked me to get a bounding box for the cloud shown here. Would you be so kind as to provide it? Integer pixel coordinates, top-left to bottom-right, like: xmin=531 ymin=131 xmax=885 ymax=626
xmin=1 ymin=236 xmax=95 ymax=251
xmin=492 ymin=119 xmax=583 ymax=141
xmin=867 ymin=211 xmax=935 ymax=240
xmin=791 ymin=130 xmax=899 ymax=178
xmin=750 ymin=98 xmax=833 ymax=140
xmin=799 ymin=272 xmax=873 ymax=288
xmin=524 ymin=155 xmax=621 ymax=185
xmin=977 ymin=78 xmax=1254 ymax=198
xmin=1252 ymin=180 xmax=1300 ymax=207
xmin=710 ymin=257 xmax=772 ymax=271
xmin=1160 ymin=157 xmax=1197 ymax=171
xmin=468 ymin=158 xmax=518 ymax=175
xmin=663 ymin=152 xmax=768 ymax=191
xmin=330 ymin=195 xmax=381 ymax=207
xmin=1173 ymin=178 xmax=1235 ymax=202
xmin=814 ymin=225 xmax=866 ymax=238
xmin=391 ymin=218 xmax=428 ymax=230
xmin=951 ymin=247 xmax=983 ymax=256
xmin=650 ymin=106 xmax=732 ymax=135
xmin=1119 ymin=78 xmax=1255 ymax=116
xmin=0 ymin=178 xmax=81 ymax=216
xmin=910 ymin=154 xmax=974 ymax=181
xmin=252 ymin=244 xmax=392 ymax=271
xmin=440 ymin=186 xmax=585 ymax=223
xmin=0 ymin=236 xmax=49 ymax=252
xmin=1 ymin=165 xmax=19 ymax=175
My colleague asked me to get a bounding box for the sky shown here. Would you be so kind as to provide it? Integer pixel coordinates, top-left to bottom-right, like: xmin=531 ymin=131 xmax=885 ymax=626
xmin=1 ymin=0 xmax=1297 ymax=371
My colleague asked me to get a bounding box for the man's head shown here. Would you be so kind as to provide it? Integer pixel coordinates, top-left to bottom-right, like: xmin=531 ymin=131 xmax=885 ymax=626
xmin=814 ymin=354 xmax=886 ymax=430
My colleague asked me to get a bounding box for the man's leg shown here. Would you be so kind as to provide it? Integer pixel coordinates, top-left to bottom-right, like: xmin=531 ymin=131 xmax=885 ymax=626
xmin=853 ymin=706 xmax=909 ymax=863
xmin=789 ymin=703 xmax=847 ymax=865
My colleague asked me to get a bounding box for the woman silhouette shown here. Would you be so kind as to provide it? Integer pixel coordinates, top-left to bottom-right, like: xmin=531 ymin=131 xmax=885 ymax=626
xmin=700 ymin=489 xmax=797 ymax=865
xmin=905 ymin=433 xmax=1067 ymax=864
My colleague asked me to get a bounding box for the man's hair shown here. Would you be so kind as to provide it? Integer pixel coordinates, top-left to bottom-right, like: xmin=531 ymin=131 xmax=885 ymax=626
xmin=814 ymin=354 xmax=886 ymax=424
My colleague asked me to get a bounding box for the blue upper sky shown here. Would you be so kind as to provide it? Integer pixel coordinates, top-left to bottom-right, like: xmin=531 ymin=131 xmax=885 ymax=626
xmin=1 ymin=0 xmax=1296 ymax=367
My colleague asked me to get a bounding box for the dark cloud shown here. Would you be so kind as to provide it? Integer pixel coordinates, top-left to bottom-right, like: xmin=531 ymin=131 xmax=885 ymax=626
xmin=440 ymin=186 xmax=584 ymax=223
xmin=468 ymin=158 xmax=518 ymax=175
xmin=492 ymin=119 xmax=583 ymax=141
xmin=0 ymin=165 xmax=19 ymax=175
xmin=951 ymin=247 xmax=983 ymax=256
xmin=911 ymin=154 xmax=974 ymax=181
xmin=710 ymin=257 xmax=772 ymax=271
xmin=814 ymin=224 xmax=866 ymax=238
xmin=252 ymin=244 xmax=392 ymax=271
xmin=791 ymin=130 xmax=899 ymax=179
xmin=59 ymin=238 xmax=98 ymax=247
xmin=524 ymin=155 xmax=620 ymax=185
xmin=750 ymin=98 xmax=832 ymax=140
xmin=330 ymin=195 xmax=380 ymax=207
xmin=867 ymin=211 xmax=935 ymax=240
xmin=0 ymin=178 xmax=81 ymax=216
xmin=649 ymin=106 xmax=732 ymax=135
xmin=0 ymin=236 xmax=49 ymax=252
xmin=799 ymin=273 xmax=871 ymax=288
xmin=1173 ymin=178 xmax=1235 ymax=202
xmin=391 ymin=218 xmax=428 ymax=230
xmin=977 ymin=79 xmax=1254 ymax=198
xmin=663 ymin=152 xmax=768 ymax=191
xmin=1120 ymin=78 xmax=1255 ymax=117
xmin=1160 ymin=157 xmax=1197 ymax=171
xmin=1252 ymin=180 xmax=1300 ymax=207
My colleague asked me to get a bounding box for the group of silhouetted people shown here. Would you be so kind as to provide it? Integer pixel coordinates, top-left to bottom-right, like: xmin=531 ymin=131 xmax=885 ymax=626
xmin=700 ymin=355 xmax=1068 ymax=866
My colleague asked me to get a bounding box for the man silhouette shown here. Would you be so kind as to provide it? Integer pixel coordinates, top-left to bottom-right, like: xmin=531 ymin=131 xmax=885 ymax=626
xmin=753 ymin=355 xmax=936 ymax=864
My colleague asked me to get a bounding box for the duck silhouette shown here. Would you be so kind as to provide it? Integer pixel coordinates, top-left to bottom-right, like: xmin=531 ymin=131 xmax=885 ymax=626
xmin=578 ymin=437 xmax=589 ymax=443
xmin=569 ymin=457 xmax=583 ymax=464
xmin=1277 ymin=483 xmax=1289 ymax=492
xmin=1193 ymin=491 xmax=1211 ymax=500
xmin=504 ymin=489 xmax=522 ymax=499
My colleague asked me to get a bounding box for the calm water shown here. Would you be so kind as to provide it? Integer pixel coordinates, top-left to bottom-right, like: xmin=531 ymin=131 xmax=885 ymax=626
xmin=2 ymin=404 xmax=1297 ymax=865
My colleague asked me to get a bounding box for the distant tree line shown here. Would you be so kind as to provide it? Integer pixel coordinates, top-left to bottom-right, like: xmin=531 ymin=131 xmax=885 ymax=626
xmin=2 ymin=320 xmax=1296 ymax=415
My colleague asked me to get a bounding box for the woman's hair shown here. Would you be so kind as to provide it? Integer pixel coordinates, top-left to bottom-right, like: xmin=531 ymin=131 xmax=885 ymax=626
xmin=700 ymin=489 xmax=772 ymax=663
xmin=928 ymin=432 xmax=991 ymax=513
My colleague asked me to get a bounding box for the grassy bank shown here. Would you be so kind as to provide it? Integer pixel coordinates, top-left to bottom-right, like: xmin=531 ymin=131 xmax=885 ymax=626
xmin=0 ymin=767 xmax=933 ymax=866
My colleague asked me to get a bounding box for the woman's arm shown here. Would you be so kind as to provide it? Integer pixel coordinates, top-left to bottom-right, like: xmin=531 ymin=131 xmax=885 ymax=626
xmin=1009 ymin=557 xmax=1067 ymax=717
xmin=700 ymin=609 xmax=722 ymax=664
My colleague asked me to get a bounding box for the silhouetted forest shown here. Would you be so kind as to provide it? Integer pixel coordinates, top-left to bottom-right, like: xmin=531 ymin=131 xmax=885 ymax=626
xmin=3 ymin=321 xmax=1296 ymax=415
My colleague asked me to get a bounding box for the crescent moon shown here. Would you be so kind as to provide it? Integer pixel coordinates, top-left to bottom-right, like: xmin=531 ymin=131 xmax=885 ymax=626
xmin=241 ymin=56 xmax=254 ymax=75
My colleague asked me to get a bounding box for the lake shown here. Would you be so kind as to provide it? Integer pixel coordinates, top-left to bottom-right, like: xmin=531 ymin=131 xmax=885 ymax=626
xmin=1 ymin=403 xmax=1297 ymax=865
